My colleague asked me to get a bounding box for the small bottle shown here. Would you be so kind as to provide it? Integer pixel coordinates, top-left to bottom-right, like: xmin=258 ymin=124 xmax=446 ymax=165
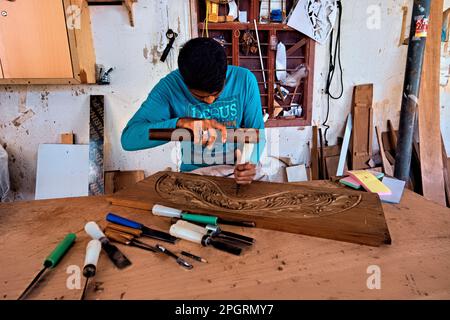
xmin=270 ymin=35 xmax=278 ymax=51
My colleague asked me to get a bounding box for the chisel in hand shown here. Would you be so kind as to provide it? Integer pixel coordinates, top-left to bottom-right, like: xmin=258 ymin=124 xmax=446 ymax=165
xmin=18 ymin=233 xmax=76 ymax=300
xmin=152 ymin=204 xmax=255 ymax=227
xmin=81 ymin=239 xmax=101 ymax=300
xmin=106 ymin=213 xmax=178 ymax=244
xmin=85 ymin=222 xmax=132 ymax=269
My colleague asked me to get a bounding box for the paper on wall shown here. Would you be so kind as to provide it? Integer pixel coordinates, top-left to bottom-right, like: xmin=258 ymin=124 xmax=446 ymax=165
xmin=287 ymin=0 xmax=337 ymax=44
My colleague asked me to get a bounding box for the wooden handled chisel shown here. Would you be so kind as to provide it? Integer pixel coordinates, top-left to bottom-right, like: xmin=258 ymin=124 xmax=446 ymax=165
xmin=85 ymin=222 xmax=132 ymax=269
xmin=104 ymin=229 xmax=192 ymax=270
xmin=18 ymin=233 xmax=76 ymax=300
xmin=106 ymin=213 xmax=178 ymax=244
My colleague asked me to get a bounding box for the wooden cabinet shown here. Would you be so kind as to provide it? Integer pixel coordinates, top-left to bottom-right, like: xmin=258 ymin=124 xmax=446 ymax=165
xmin=192 ymin=0 xmax=315 ymax=127
xmin=0 ymin=0 xmax=96 ymax=84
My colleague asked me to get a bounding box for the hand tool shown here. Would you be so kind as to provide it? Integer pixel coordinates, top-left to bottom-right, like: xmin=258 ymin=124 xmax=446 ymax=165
xmin=104 ymin=228 xmax=192 ymax=270
xmin=18 ymin=233 xmax=76 ymax=300
xmin=149 ymin=128 xmax=260 ymax=144
xmin=181 ymin=251 xmax=208 ymax=263
xmin=104 ymin=229 xmax=157 ymax=253
xmin=160 ymin=29 xmax=178 ymax=62
xmin=176 ymin=220 xmax=254 ymax=247
xmin=152 ymin=204 xmax=255 ymax=228
xmin=106 ymin=213 xmax=177 ymax=244
xmin=81 ymin=239 xmax=101 ymax=300
xmin=170 ymin=223 xmax=242 ymax=256
xmin=85 ymin=221 xmax=132 ymax=269
xmin=155 ymin=244 xmax=193 ymax=270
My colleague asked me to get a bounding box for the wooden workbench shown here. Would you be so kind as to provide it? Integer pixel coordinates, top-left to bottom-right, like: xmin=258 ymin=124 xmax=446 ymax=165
xmin=1 ymin=184 xmax=449 ymax=300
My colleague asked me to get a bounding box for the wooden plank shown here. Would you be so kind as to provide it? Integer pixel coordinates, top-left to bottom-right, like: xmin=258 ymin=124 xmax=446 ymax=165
xmin=286 ymin=38 xmax=307 ymax=56
xmin=385 ymin=151 xmax=396 ymax=166
xmin=108 ymin=171 xmax=391 ymax=247
xmin=64 ymin=0 xmax=96 ymax=84
xmin=310 ymin=126 xmax=319 ymax=180
xmin=387 ymin=120 xmax=397 ymax=155
xmin=375 ymin=126 xmax=394 ymax=177
xmin=351 ymin=84 xmax=373 ymax=170
xmin=441 ymin=137 xmax=450 ymax=207
xmin=0 ymin=0 xmax=74 ymax=79
xmin=325 ymin=155 xmax=346 ymax=179
xmin=104 ymin=170 xmax=145 ymax=195
xmin=418 ymin=0 xmax=446 ymax=206
xmin=189 ymin=0 xmax=199 ymax=38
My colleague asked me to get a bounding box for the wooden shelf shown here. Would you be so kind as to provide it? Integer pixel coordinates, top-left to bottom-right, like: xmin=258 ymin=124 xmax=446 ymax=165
xmin=193 ymin=0 xmax=314 ymax=127
xmin=198 ymin=22 xmax=294 ymax=31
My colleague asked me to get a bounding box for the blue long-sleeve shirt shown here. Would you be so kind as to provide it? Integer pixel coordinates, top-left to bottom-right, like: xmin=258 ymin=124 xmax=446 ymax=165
xmin=121 ymin=65 xmax=265 ymax=171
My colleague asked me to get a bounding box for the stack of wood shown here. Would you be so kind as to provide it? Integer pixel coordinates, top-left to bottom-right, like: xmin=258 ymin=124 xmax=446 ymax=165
xmin=310 ymin=84 xmax=381 ymax=181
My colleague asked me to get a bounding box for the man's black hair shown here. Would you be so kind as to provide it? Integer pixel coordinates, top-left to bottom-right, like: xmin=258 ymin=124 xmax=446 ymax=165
xmin=178 ymin=37 xmax=227 ymax=94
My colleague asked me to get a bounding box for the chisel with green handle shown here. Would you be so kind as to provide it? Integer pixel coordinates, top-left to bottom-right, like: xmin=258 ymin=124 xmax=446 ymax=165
xmin=18 ymin=233 xmax=76 ymax=300
xmin=152 ymin=204 xmax=255 ymax=227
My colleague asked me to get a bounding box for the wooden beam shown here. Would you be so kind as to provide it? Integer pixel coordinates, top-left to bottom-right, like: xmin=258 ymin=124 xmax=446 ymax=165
xmin=418 ymin=0 xmax=446 ymax=206
xmin=375 ymin=126 xmax=394 ymax=177
xmin=351 ymin=84 xmax=373 ymax=170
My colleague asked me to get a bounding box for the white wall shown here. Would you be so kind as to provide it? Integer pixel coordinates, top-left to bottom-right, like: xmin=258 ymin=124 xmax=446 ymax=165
xmin=0 ymin=0 xmax=448 ymax=201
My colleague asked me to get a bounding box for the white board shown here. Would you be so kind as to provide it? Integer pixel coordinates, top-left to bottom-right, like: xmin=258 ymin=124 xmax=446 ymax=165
xmin=35 ymin=144 xmax=89 ymax=200
xmin=287 ymin=0 xmax=337 ymax=44
xmin=286 ymin=164 xmax=309 ymax=182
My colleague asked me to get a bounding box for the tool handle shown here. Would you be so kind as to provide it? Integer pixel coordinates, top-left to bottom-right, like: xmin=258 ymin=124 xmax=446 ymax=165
xmin=83 ymin=240 xmax=101 ymax=276
xmin=44 ymin=233 xmax=76 ymax=268
xmin=182 ymin=213 xmax=218 ymax=225
xmin=106 ymin=223 xmax=142 ymax=237
xmin=104 ymin=230 xmax=132 ymax=245
xmin=106 ymin=213 xmax=142 ymax=230
xmin=104 ymin=228 xmax=135 ymax=241
xmin=238 ymin=143 xmax=255 ymax=165
xmin=169 ymin=224 xmax=203 ymax=244
xmin=152 ymin=204 xmax=182 ymax=218
xmin=149 ymin=129 xmax=260 ymax=143
xmin=85 ymin=222 xmax=106 ymax=240
xmin=175 ymin=220 xmax=207 ymax=235
xmin=207 ymin=237 xmax=242 ymax=256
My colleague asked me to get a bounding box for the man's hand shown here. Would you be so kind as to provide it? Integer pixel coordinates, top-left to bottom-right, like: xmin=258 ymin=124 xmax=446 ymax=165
xmin=176 ymin=118 xmax=227 ymax=148
xmin=234 ymin=148 xmax=256 ymax=184
xmin=234 ymin=163 xmax=257 ymax=185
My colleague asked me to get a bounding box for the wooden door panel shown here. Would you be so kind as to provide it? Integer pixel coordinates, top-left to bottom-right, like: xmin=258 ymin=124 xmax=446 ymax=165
xmin=0 ymin=0 xmax=73 ymax=79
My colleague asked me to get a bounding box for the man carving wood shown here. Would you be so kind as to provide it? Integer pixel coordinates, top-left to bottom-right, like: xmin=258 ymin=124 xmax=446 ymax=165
xmin=121 ymin=38 xmax=265 ymax=185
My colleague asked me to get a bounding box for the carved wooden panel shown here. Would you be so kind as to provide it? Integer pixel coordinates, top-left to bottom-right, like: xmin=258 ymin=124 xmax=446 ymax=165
xmin=108 ymin=171 xmax=392 ymax=247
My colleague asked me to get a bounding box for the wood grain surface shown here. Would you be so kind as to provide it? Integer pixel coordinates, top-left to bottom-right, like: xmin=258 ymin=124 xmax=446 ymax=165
xmin=1 ymin=185 xmax=449 ymax=300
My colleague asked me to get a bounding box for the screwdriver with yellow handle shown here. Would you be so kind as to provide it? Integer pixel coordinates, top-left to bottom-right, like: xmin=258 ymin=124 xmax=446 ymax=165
xmin=18 ymin=233 xmax=76 ymax=300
